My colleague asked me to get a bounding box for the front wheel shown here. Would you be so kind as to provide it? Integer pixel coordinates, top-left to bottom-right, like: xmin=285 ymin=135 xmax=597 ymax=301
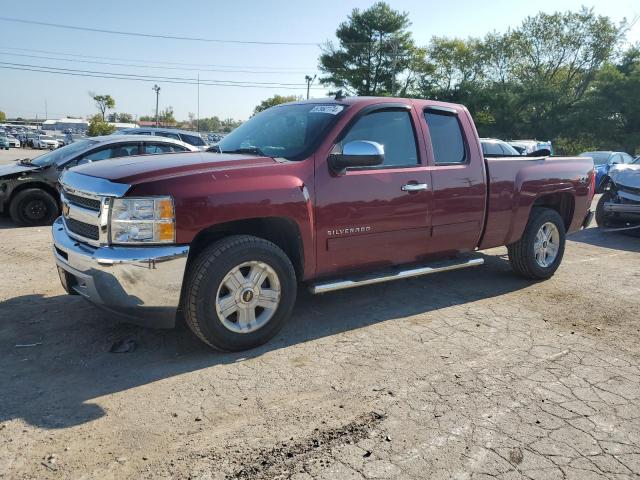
xmin=184 ymin=235 xmax=297 ymax=351
xmin=507 ymin=207 xmax=566 ymax=280
xmin=9 ymin=188 xmax=60 ymax=226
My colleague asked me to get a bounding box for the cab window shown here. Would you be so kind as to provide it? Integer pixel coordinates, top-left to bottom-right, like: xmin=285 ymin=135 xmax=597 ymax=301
xmin=424 ymin=110 xmax=466 ymax=164
xmin=341 ymin=109 xmax=418 ymax=167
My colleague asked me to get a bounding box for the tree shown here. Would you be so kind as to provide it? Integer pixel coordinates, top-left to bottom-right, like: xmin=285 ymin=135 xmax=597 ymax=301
xmin=117 ymin=112 xmax=134 ymax=123
xmin=571 ymin=47 xmax=640 ymax=153
xmin=87 ymin=114 xmax=116 ymax=136
xmin=253 ymin=95 xmax=300 ymax=115
xmin=221 ymin=118 xmax=242 ymax=132
xmin=319 ymin=2 xmax=423 ymax=96
xmin=0 ymin=111 xmax=6 ymax=121
xmin=158 ymin=106 xmax=176 ymax=124
xmin=90 ymin=93 xmax=115 ymax=121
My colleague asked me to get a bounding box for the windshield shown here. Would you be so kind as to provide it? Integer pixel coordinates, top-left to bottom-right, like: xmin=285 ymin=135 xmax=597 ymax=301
xmin=218 ymin=103 xmax=346 ymax=160
xmin=580 ymin=152 xmax=611 ymax=166
xmin=30 ymin=139 xmax=97 ymax=166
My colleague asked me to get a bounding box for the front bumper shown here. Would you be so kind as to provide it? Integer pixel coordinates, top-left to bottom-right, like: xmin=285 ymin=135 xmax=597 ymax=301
xmin=52 ymin=217 xmax=189 ymax=328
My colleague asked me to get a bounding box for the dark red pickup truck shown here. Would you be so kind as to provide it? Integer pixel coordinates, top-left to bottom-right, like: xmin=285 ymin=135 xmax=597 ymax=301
xmin=52 ymin=97 xmax=595 ymax=351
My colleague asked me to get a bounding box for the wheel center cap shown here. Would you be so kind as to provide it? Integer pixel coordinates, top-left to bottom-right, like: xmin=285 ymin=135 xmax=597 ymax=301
xmin=241 ymin=289 xmax=255 ymax=303
xmin=543 ymin=241 xmax=548 ymax=248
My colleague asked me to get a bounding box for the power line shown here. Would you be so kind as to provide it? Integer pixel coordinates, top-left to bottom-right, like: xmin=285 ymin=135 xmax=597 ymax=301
xmin=0 ymin=45 xmax=318 ymax=73
xmin=0 ymin=61 xmax=313 ymax=86
xmin=0 ymin=50 xmax=318 ymax=76
xmin=0 ymin=62 xmax=325 ymax=90
xmin=0 ymin=16 xmax=321 ymax=46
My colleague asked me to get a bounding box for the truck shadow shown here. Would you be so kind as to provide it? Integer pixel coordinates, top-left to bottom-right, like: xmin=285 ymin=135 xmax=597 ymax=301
xmin=1 ymin=252 xmax=530 ymax=429
xmin=567 ymin=226 xmax=640 ymax=254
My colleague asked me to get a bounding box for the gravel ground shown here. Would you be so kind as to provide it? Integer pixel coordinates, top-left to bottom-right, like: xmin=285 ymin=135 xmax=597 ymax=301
xmin=0 ymin=147 xmax=45 ymax=165
xmin=1 ymin=198 xmax=640 ymax=479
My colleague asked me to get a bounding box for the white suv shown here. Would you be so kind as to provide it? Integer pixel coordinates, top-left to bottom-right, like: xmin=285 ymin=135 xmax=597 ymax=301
xmin=35 ymin=135 xmax=59 ymax=150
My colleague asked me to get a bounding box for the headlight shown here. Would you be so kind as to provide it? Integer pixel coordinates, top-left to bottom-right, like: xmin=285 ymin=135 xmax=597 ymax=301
xmin=110 ymin=197 xmax=175 ymax=244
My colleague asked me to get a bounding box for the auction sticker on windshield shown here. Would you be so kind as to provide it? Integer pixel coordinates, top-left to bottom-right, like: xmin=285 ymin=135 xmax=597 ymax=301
xmin=310 ymin=105 xmax=344 ymax=115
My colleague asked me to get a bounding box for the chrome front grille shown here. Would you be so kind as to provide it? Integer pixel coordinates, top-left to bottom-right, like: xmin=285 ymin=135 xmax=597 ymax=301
xmin=58 ymin=170 xmax=131 ymax=247
xmin=65 ymin=192 xmax=101 ymax=211
xmin=65 ymin=217 xmax=99 ymax=240
xmin=61 ymin=187 xmax=107 ymax=246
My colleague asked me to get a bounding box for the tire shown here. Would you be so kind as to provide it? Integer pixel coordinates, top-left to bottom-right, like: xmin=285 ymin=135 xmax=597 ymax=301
xmin=9 ymin=188 xmax=60 ymax=226
xmin=595 ymin=192 xmax=612 ymax=228
xmin=184 ymin=235 xmax=297 ymax=351
xmin=507 ymin=207 xmax=566 ymax=280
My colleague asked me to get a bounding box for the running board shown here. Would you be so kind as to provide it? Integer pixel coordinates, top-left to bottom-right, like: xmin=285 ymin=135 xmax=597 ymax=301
xmin=309 ymin=257 xmax=484 ymax=294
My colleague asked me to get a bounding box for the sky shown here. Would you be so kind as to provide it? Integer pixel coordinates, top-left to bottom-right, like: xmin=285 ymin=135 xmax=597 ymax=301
xmin=0 ymin=0 xmax=638 ymax=122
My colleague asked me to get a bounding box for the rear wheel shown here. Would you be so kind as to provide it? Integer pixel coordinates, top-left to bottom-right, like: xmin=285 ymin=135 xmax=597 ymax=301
xmin=184 ymin=235 xmax=297 ymax=351
xmin=508 ymin=208 xmax=566 ymax=280
xmin=9 ymin=188 xmax=60 ymax=226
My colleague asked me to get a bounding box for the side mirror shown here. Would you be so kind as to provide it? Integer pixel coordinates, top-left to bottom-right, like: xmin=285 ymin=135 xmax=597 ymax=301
xmin=329 ymin=140 xmax=384 ymax=174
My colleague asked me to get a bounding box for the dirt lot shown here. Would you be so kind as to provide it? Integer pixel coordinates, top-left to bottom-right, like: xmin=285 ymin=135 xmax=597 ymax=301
xmin=0 ymin=147 xmax=45 ymax=165
xmin=1 ymin=200 xmax=640 ymax=479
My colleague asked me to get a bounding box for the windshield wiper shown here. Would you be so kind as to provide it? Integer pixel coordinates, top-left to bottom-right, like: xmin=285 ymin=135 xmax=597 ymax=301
xmin=221 ymin=146 xmax=269 ymax=157
xmin=18 ymin=158 xmax=33 ymax=165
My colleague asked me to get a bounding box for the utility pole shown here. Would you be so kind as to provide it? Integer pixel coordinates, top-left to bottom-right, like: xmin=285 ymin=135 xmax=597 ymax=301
xmin=197 ymin=73 xmax=200 ymax=133
xmin=152 ymin=84 xmax=161 ymax=127
xmin=305 ymin=74 xmax=316 ymax=100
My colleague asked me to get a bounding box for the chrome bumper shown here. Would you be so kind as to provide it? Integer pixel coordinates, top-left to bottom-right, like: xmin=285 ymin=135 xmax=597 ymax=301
xmin=52 ymin=217 xmax=189 ymax=328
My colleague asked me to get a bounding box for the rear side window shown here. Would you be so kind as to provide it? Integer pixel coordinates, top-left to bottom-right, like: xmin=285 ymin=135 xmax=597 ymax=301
xmin=341 ymin=110 xmax=418 ymax=167
xmin=424 ymin=110 xmax=466 ymax=164
xmin=181 ymin=134 xmax=206 ymax=146
xmin=143 ymin=142 xmax=187 ymax=154
xmin=156 ymin=131 xmax=181 ymax=140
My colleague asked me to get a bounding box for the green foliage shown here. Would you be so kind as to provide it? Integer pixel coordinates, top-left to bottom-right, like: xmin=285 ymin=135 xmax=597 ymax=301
xmin=107 ymin=112 xmax=134 ymax=123
xmin=320 ymin=5 xmax=638 ymax=153
xmin=0 ymin=111 xmax=6 ymax=121
xmin=319 ymin=2 xmax=423 ymax=95
xmin=253 ymin=95 xmax=300 ymax=115
xmin=159 ymin=107 xmax=176 ymax=124
xmin=91 ymin=93 xmax=115 ymax=121
xmin=87 ymin=115 xmax=116 ymax=136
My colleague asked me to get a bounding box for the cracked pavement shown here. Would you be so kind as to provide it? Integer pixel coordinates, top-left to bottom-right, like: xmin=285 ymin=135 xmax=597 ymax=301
xmin=1 ymin=209 xmax=640 ymax=479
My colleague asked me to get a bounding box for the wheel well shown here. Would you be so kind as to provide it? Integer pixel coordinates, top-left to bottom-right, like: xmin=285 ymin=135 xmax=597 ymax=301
xmin=533 ymin=193 xmax=574 ymax=230
xmin=9 ymin=182 xmax=61 ymax=207
xmin=187 ymin=217 xmax=304 ymax=279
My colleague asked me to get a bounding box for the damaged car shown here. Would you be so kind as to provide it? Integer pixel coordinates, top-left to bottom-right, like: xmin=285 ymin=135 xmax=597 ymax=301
xmin=0 ymin=135 xmax=197 ymax=226
xmin=595 ymin=157 xmax=640 ymax=234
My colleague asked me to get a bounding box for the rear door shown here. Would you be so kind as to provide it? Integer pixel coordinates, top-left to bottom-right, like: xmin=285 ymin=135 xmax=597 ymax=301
xmin=417 ymin=105 xmax=486 ymax=254
xmin=314 ymin=103 xmax=433 ymax=277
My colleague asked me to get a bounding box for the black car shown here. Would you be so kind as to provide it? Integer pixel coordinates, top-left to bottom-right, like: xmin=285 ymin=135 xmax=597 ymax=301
xmin=0 ymin=135 xmax=197 ymax=226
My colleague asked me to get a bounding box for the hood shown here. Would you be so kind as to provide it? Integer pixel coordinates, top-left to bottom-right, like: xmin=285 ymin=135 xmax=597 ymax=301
xmin=71 ymin=151 xmax=280 ymax=185
xmin=0 ymin=161 xmax=40 ymax=179
xmin=609 ymin=164 xmax=640 ymax=188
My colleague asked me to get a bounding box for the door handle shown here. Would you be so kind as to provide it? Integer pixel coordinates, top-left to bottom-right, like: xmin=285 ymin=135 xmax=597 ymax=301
xmin=401 ymin=183 xmax=428 ymax=192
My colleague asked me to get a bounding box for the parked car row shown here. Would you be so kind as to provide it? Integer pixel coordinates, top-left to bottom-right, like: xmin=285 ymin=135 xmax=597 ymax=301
xmin=0 ymin=135 xmax=198 ymax=225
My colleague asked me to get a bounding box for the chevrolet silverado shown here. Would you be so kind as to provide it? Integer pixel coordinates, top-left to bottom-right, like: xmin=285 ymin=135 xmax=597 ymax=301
xmin=52 ymin=97 xmax=595 ymax=351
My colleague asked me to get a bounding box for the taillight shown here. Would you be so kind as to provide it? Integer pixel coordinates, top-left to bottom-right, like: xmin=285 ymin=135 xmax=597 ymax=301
xmin=590 ymin=170 xmax=596 ymax=199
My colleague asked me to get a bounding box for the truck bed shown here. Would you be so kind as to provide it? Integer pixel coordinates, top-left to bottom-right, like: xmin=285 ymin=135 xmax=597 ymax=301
xmin=479 ymin=155 xmax=594 ymax=250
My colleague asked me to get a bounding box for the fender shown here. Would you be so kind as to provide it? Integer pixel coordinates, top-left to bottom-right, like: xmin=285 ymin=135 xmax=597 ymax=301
xmin=127 ymin=161 xmax=317 ymax=278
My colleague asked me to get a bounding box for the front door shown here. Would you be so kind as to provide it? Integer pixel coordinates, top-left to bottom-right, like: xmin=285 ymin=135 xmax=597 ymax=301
xmin=314 ymin=104 xmax=432 ymax=278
